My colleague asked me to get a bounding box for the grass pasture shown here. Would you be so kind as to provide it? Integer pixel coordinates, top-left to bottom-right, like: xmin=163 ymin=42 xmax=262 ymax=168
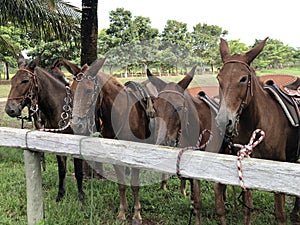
xmin=0 ymin=67 xmax=299 ymax=224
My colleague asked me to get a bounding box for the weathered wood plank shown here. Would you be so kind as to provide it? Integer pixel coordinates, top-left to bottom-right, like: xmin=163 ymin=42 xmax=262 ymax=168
xmin=0 ymin=127 xmax=299 ymax=196
xmin=24 ymin=150 xmax=44 ymax=225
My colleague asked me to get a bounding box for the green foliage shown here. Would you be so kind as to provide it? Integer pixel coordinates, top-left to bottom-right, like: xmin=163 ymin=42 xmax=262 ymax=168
xmin=254 ymin=38 xmax=297 ymax=68
xmin=0 ymin=0 xmax=81 ymax=44
xmin=28 ymin=40 xmax=80 ymax=67
xmin=191 ymin=23 xmax=228 ymax=71
xmin=0 ymin=0 xmax=81 ymax=67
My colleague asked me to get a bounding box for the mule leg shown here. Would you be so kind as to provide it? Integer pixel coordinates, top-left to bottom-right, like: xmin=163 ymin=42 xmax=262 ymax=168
xmin=274 ymin=193 xmax=286 ymax=225
xmin=192 ymin=179 xmax=202 ymax=225
xmin=161 ymin=173 xmax=168 ymax=191
xmin=56 ymin=155 xmax=66 ymax=202
xmin=243 ymin=189 xmax=253 ymax=225
xmin=214 ymin=183 xmax=227 ymax=225
xmin=180 ymin=178 xmax=187 ymax=197
xmin=291 ymin=196 xmax=300 ymax=223
xmin=113 ymin=165 xmax=128 ymax=221
xmin=74 ymin=158 xmax=85 ymax=203
xmin=131 ymin=168 xmax=142 ymax=224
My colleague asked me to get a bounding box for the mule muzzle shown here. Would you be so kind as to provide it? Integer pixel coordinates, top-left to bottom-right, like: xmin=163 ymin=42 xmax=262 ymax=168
xmin=71 ymin=115 xmax=90 ymax=135
xmin=5 ymin=102 xmax=23 ymax=117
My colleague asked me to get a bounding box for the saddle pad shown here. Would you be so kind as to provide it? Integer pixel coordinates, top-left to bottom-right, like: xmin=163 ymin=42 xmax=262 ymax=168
xmin=264 ymin=81 xmax=300 ymax=127
xmin=197 ymin=91 xmax=219 ymax=115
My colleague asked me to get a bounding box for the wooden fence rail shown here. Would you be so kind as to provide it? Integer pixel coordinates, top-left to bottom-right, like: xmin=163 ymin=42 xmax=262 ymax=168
xmin=0 ymin=127 xmax=299 ymax=224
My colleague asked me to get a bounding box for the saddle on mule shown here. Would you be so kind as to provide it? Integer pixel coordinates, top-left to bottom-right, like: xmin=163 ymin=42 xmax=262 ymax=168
xmin=264 ymin=77 xmax=300 ymax=127
xmin=263 ymin=76 xmax=300 ymax=162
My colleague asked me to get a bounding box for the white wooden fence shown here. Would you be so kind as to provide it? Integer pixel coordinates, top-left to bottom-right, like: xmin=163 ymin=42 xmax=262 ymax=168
xmin=0 ymin=127 xmax=299 ymax=225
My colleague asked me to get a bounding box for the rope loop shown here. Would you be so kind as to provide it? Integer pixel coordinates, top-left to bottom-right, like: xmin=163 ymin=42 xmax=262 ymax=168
xmin=233 ymin=129 xmax=265 ymax=190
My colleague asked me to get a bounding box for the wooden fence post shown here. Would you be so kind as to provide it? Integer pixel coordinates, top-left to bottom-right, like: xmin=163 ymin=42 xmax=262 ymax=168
xmin=24 ymin=150 xmax=44 ymax=225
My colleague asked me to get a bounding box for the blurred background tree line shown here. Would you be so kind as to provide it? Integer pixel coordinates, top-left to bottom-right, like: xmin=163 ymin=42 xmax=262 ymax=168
xmin=1 ymin=0 xmax=300 ymax=79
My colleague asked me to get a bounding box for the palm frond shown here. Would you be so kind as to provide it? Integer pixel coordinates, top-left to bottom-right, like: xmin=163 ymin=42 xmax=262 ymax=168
xmin=0 ymin=0 xmax=81 ymax=44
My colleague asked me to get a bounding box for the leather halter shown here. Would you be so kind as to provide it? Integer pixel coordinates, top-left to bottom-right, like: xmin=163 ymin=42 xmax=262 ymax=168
xmin=8 ymin=69 xmax=39 ymax=115
xmin=221 ymin=60 xmax=253 ymax=138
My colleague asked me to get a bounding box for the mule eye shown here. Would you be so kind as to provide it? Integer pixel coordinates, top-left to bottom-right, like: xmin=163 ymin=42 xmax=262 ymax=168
xmin=174 ymin=106 xmax=183 ymax=113
xmin=21 ymin=79 xmax=29 ymax=84
xmin=240 ymin=76 xmax=247 ymax=83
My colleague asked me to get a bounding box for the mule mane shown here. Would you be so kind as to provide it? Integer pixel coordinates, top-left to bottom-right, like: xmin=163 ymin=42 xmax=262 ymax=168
xmin=109 ymin=76 xmax=124 ymax=88
xmin=35 ymin=67 xmax=68 ymax=86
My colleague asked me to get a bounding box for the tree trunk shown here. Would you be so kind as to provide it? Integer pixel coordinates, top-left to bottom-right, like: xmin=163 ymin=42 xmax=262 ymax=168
xmin=80 ymin=0 xmax=98 ymax=66
xmin=80 ymin=0 xmax=100 ymax=178
xmin=3 ymin=61 xmax=9 ymax=80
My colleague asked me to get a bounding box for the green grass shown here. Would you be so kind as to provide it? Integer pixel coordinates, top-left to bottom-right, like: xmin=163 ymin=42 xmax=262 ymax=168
xmin=257 ymin=67 xmax=300 ymax=76
xmin=0 ymin=146 xmax=296 ymax=224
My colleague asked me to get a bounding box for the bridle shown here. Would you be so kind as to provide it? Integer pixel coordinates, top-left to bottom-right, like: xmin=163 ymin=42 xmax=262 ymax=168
xmin=72 ymin=72 xmax=100 ymax=134
xmin=8 ymin=68 xmax=73 ymax=131
xmin=8 ymin=69 xmax=39 ymax=118
xmin=220 ymin=60 xmax=253 ymax=146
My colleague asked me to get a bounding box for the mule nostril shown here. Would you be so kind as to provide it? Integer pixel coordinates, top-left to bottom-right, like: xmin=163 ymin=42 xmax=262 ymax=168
xmin=6 ymin=108 xmax=15 ymax=116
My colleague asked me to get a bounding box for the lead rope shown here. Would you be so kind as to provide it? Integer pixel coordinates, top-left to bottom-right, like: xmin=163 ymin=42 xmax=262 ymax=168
xmin=233 ymin=129 xmax=265 ymax=191
xmin=176 ymin=129 xmax=213 ymax=178
xmin=232 ymin=129 xmax=265 ymax=210
xmin=176 ymin=129 xmax=213 ymax=225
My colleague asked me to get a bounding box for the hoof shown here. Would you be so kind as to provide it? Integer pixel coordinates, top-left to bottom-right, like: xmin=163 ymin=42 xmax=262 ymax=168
xmin=116 ymin=214 xmax=126 ymax=222
xmin=55 ymin=190 xmax=65 ymax=202
xmin=78 ymin=191 xmax=85 ymax=204
xmin=132 ymin=218 xmax=142 ymax=225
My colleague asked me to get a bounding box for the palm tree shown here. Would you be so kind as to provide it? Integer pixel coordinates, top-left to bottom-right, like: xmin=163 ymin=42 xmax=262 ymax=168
xmin=0 ymin=0 xmax=81 ymax=78
xmin=0 ymin=0 xmax=81 ymax=43
xmin=80 ymin=0 xmax=98 ymax=66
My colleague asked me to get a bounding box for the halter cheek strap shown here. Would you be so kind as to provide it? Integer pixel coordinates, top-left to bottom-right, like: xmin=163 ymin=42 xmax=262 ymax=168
xmin=223 ymin=60 xmax=253 ymax=96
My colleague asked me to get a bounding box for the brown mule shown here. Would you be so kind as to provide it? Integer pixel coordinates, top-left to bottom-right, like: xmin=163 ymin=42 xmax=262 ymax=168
xmin=215 ymin=38 xmax=300 ymax=225
xmin=71 ymin=58 xmax=156 ymax=224
xmin=5 ymin=54 xmax=87 ymax=203
xmin=147 ymin=68 xmax=222 ymax=225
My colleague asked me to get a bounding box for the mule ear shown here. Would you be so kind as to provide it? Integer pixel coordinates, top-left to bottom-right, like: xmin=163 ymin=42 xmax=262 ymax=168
xmin=177 ymin=66 xmax=196 ymax=90
xmin=245 ymin=37 xmax=268 ymax=64
xmin=27 ymin=51 xmax=44 ymax=71
xmin=220 ymin=38 xmax=231 ymax=63
xmin=147 ymin=69 xmax=166 ymax=92
xmin=17 ymin=53 xmax=26 ymax=69
xmin=60 ymin=57 xmax=82 ymax=75
xmin=86 ymin=57 xmax=107 ymax=77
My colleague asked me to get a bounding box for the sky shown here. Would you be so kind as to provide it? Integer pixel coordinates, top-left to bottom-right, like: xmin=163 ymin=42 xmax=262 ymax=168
xmin=67 ymin=0 xmax=300 ymax=48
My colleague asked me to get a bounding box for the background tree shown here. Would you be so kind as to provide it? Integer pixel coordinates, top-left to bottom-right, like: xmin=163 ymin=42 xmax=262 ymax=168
xmin=0 ymin=0 xmax=81 ymax=79
xmin=0 ymin=0 xmax=81 ymax=47
xmin=191 ymin=23 xmax=227 ymax=72
xmin=254 ymin=38 xmax=295 ymax=68
xmin=160 ymin=20 xmax=192 ymax=74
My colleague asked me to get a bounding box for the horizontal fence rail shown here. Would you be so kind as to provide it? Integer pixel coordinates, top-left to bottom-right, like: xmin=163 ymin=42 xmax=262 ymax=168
xmin=1 ymin=127 xmax=299 ymax=196
xmin=1 ymin=126 xmax=300 ymax=224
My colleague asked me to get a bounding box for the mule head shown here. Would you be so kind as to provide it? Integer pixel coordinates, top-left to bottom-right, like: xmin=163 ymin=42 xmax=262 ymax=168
xmin=5 ymin=53 xmax=43 ymax=117
xmin=216 ymin=38 xmax=268 ymax=136
xmin=147 ymin=67 xmax=196 ymax=146
xmin=71 ymin=57 xmax=106 ymax=135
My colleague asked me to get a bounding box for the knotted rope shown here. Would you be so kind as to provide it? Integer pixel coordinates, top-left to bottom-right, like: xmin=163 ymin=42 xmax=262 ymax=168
xmin=233 ymin=129 xmax=265 ymax=191
xmin=176 ymin=129 xmax=213 ymax=178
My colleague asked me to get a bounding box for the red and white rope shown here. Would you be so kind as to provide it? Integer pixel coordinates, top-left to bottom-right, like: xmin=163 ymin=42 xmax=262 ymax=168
xmin=233 ymin=129 xmax=265 ymax=190
xmin=176 ymin=129 xmax=213 ymax=178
